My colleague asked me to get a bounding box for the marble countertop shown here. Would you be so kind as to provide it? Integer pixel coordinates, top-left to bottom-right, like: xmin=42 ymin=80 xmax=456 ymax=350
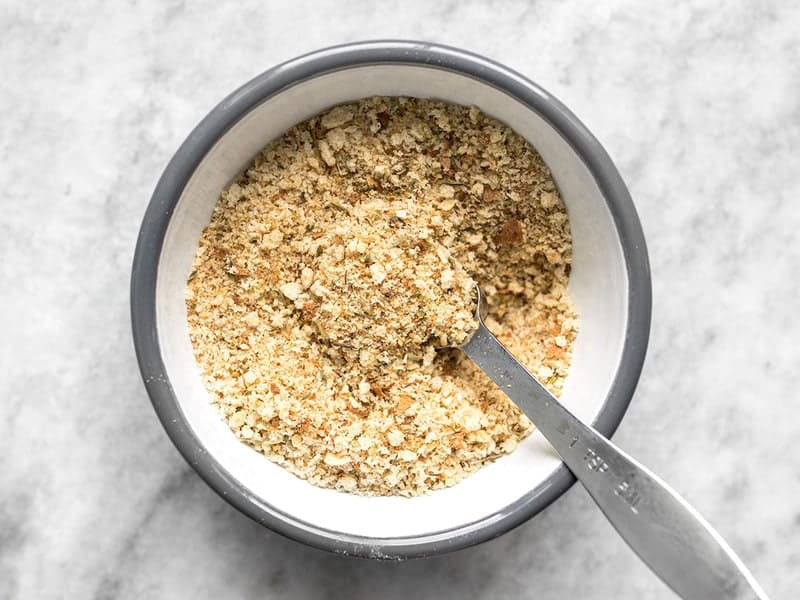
xmin=2 ymin=1 xmax=798 ymax=598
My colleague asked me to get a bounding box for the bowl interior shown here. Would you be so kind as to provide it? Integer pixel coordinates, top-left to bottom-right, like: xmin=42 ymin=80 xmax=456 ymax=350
xmin=155 ymin=65 xmax=627 ymax=538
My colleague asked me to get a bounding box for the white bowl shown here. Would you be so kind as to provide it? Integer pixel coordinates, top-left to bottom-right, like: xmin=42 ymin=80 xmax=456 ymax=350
xmin=131 ymin=41 xmax=651 ymax=558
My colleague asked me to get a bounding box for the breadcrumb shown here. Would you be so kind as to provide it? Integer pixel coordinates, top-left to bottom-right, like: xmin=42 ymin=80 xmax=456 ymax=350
xmin=186 ymin=97 xmax=578 ymax=496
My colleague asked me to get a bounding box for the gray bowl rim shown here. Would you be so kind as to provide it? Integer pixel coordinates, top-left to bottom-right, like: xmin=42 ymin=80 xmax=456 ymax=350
xmin=130 ymin=39 xmax=652 ymax=559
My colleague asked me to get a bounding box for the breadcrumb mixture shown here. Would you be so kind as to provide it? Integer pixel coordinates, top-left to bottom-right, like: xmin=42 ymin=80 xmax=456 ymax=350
xmin=186 ymin=97 xmax=578 ymax=496
xmin=297 ymin=215 xmax=478 ymax=363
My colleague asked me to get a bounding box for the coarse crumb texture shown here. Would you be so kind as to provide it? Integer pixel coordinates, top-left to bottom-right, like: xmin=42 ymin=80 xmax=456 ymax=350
xmin=298 ymin=216 xmax=478 ymax=361
xmin=186 ymin=97 xmax=578 ymax=497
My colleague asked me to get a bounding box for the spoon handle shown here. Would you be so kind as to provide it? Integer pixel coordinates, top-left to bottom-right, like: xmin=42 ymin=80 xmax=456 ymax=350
xmin=462 ymin=323 xmax=768 ymax=600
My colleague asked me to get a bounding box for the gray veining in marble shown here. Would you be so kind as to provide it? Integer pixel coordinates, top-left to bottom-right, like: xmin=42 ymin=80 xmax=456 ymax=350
xmin=1 ymin=1 xmax=798 ymax=598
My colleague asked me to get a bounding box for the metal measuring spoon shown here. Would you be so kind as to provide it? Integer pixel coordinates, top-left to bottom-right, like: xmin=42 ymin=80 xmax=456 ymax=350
xmin=458 ymin=287 xmax=767 ymax=600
